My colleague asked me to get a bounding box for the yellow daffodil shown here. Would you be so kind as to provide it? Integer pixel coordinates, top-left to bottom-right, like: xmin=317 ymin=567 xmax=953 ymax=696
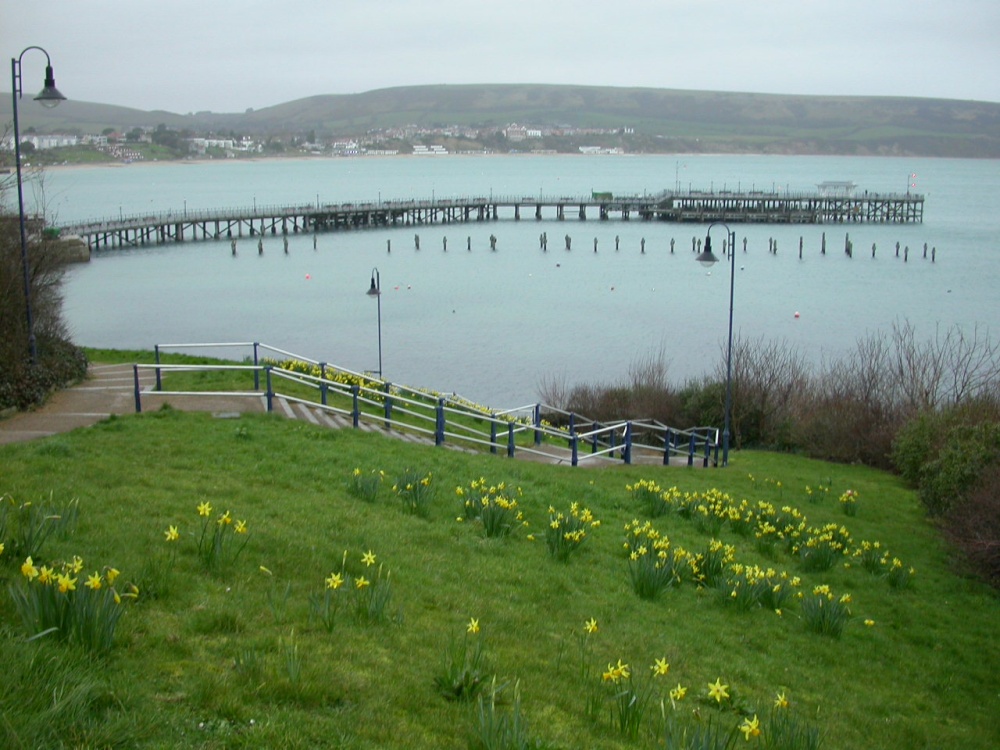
xmin=57 ymin=574 xmax=77 ymax=593
xmin=0 ymin=541 xmax=4 ymax=556
xmin=467 ymin=617 xmax=480 ymax=634
xmin=740 ymin=714 xmax=761 ymax=740
xmin=38 ymin=565 xmax=55 ymax=585
xmin=707 ymin=677 xmax=730 ymax=704
xmin=197 ymin=501 xmax=212 ymax=517
xmin=670 ymin=684 xmax=687 ymax=702
xmin=583 ymin=617 xmax=598 ymax=634
xmin=85 ymin=572 xmax=103 ymax=590
xmin=234 ymin=520 xmax=248 ymax=534
xmin=70 ymin=555 xmax=84 ymax=574
xmin=651 ymin=657 xmax=670 ymax=677
xmin=355 ymin=576 xmax=370 ymax=589
xmin=218 ymin=510 xmax=232 ymax=526
xmin=105 ymin=567 xmax=120 ymax=585
xmin=21 ymin=556 xmax=39 ymax=580
xmin=165 ymin=525 xmax=180 ymax=542
xmin=326 ymin=572 xmax=344 ymax=590
xmin=864 ymin=618 xmax=875 ymax=627
xmin=361 ymin=550 xmax=376 ymax=567
xmin=774 ymin=691 xmax=789 ymax=709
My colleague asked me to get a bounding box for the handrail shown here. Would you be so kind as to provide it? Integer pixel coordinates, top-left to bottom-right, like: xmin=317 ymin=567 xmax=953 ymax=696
xmin=134 ymin=343 xmax=722 ymax=467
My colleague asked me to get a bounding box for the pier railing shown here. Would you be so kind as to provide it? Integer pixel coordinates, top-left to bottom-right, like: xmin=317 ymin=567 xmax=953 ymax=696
xmin=133 ymin=341 xmax=720 ymax=467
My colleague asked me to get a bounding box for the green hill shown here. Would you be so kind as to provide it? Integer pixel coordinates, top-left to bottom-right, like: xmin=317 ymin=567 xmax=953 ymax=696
xmin=4 ymin=83 xmax=1000 ymax=157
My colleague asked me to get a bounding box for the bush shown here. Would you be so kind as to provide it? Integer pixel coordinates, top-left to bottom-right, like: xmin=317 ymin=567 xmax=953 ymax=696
xmin=916 ymin=421 xmax=1000 ymax=516
xmin=942 ymin=464 xmax=1000 ymax=587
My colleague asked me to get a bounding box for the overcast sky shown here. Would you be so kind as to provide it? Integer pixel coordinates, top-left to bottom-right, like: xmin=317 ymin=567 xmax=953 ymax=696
xmin=4 ymin=0 xmax=999 ymax=113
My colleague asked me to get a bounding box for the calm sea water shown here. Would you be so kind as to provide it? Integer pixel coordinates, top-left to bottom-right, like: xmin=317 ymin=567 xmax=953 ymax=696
xmin=35 ymin=154 xmax=1000 ymax=408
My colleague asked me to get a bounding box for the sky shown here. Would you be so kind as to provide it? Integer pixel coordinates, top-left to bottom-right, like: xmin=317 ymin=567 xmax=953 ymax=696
xmin=3 ymin=0 xmax=999 ymax=114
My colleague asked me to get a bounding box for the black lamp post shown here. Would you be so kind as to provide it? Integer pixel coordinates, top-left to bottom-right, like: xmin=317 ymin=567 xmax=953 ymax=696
xmin=11 ymin=46 xmax=67 ymax=365
xmin=366 ymin=267 xmax=382 ymax=378
xmin=695 ymin=222 xmax=736 ymax=467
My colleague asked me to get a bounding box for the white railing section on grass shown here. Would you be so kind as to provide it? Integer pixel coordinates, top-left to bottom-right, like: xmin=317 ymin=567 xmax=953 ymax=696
xmin=135 ymin=342 xmax=722 ymax=467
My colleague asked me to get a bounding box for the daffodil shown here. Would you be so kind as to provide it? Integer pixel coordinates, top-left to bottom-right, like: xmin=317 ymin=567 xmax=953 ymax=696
xmin=651 ymin=657 xmax=670 ymax=677
xmin=165 ymin=525 xmax=180 ymax=542
xmin=707 ymin=677 xmax=730 ymax=704
xmin=355 ymin=576 xmax=370 ymax=589
xmin=85 ymin=572 xmax=103 ymax=590
xmin=583 ymin=617 xmax=598 ymax=634
xmin=361 ymin=550 xmax=376 ymax=567
xmin=197 ymin=501 xmax=212 ymax=517
xmin=234 ymin=520 xmax=248 ymax=534
xmin=774 ymin=691 xmax=789 ymax=709
xmin=467 ymin=617 xmax=480 ymax=634
xmin=38 ymin=565 xmax=55 ymax=585
xmin=218 ymin=510 xmax=232 ymax=526
xmin=740 ymin=714 xmax=761 ymax=740
xmin=21 ymin=556 xmax=39 ymax=580
xmin=57 ymin=574 xmax=77 ymax=593
xmin=70 ymin=555 xmax=84 ymax=574
xmin=669 ymin=684 xmax=687 ymax=702
xmin=326 ymin=572 xmax=344 ymax=590
xmin=105 ymin=567 xmax=120 ymax=585
xmin=864 ymin=618 xmax=875 ymax=627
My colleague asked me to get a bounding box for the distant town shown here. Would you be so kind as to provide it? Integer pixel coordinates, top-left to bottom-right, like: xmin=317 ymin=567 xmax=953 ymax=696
xmin=6 ymin=122 xmax=633 ymax=165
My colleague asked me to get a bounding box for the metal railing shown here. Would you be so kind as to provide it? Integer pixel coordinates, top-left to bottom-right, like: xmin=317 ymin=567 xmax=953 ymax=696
xmin=133 ymin=341 xmax=721 ymax=467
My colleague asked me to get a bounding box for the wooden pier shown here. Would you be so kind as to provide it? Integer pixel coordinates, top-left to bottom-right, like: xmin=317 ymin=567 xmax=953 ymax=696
xmin=59 ymin=188 xmax=924 ymax=250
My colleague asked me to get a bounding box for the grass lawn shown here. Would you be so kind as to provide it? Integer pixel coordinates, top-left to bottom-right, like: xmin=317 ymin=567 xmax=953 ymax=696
xmin=1 ymin=408 xmax=997 ymax=749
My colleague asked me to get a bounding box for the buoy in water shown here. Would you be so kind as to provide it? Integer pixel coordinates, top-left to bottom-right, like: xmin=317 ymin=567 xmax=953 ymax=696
xmin=305 ymin=274 xmax=311 ymax=280
xmin=794 ymin=311 xmax=800 ymax=318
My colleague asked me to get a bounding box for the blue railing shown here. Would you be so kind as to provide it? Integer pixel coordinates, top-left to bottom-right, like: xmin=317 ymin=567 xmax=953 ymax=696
xmin=133 ymin=341 xmax=721 ymax=467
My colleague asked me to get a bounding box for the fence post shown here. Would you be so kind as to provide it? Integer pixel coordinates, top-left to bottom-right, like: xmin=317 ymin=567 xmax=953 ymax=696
xmin=591 ymin=422 xmax=600 ymax=454
xmin=713 ymin=429 xmax=720 ymax=467
xmin=265 ymin=366 xmax=274 ymax=412
xmin=490 ymin=414 xmax=498 ymax=454
xmin=507 ymin=423 xmax=515 ymax=458
xmin=571 ymin=434 xmax=579 ymax=466
xmin=703 ymin=434 xmax=712 ymax=468
xmin=568 ymin=412 xmax=576 ymax=448
xmin=351 ymin=385 xmax=360 ymax=428
xmin=663 ymin=428 xmax=672 ymax=465
xmin=610 ymin=427 xmax=617 ymax=458
xmin=133 ymin=365 xmax=142 ymax=413
xmin=153 ymin=345 xmax=162 ymax=391
xmin=623 ymin=422 xmax=632 ymax=464
xmin=533 ymin=403 xmax=542 ymax=445
xmin=435 ymin=398 xmax=445 ymax=445
xmin=253 ymin=342 xmax=260 ymax=391
xmin=688 ymin=433 xmax=696 ymax=467
xmin=383 ymin=382 xmax=393 ymax=429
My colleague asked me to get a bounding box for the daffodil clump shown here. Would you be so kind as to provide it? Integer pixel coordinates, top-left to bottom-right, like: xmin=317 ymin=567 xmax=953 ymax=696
xmin=392 ymin=469 xmax=434 ymax=518
xmin=626 ymin=479 xmax=672 ymax=518
xmin=312 ymin=549 xmax=397 ymax=628
xmin=435 ymin=616 xmax=492 ymax=702
xmin=623 ymin=520 xmax=686 ymax=599
xmin=10 ymin=554 xmax=137 ymax=653
xmin=0 ymin=494 xmax=79 ymax=562
xmin=193 ymin=501 xmax=250 ymax=571
xmin=839 ymin=488 xmax=859 ymax=517
xmin=546 ymin=502 xmax=600 ymax=561
xmin=795 ymin=523 xmax=853 ymax=572
xmin=263 ymin=357 xmax=384 ymax=397
xmin=348 ymin=467 xmax=383 ymax=502
xmin=687 ymin=538 xmax=737 ymax=588
xmin=456 ymin=477 xmax=524 ymax=539
xmin=800 ymin=584 xmax=853 ymax=637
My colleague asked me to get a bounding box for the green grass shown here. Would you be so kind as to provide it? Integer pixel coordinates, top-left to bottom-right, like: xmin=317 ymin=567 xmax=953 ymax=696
xmin=0 ymin=409 xmax=997 ymax=749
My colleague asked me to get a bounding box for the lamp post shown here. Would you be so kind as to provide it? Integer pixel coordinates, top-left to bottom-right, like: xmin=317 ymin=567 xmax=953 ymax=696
xmin=11 ymin=46 xmax=67 ymax=365
xmin=695 ymin=222 xmax=737 ymax=467
xmin=366 ymin=267 xmax=382 ymax=379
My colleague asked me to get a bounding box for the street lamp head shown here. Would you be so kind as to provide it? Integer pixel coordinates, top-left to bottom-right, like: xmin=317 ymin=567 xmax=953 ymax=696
xmin=695 ymin=234 xmax=720 ymax=267
xmin=35 ymin=64 xmax=66 ymax=108
xmin=367 ymin=274 xmax=380 ymax=297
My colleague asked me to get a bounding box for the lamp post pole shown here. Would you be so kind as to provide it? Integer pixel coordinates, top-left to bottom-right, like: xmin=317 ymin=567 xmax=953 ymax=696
xmin=695 ymin=222 xmax=737 ymax=466
xmin=366 ymin=267 xmax=382 ymax=378
xmin=11 ymin=47 xmax=67 ymax=365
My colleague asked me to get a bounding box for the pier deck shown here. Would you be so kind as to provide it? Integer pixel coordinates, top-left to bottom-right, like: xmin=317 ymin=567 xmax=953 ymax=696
xmin=58 ymin=189 xmax=924 ymax=250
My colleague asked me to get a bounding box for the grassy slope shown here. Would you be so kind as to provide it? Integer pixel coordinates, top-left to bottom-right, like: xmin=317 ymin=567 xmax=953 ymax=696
xmin=0 ymin=410 xmax=998 ymax=749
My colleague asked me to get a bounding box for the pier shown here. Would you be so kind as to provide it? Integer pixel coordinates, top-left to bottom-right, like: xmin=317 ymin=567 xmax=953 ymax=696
xmin=58 ymin=188 xmax=924 ymax=250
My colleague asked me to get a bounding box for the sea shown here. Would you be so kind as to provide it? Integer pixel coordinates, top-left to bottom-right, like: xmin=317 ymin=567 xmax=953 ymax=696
xmin=25 ymin=153 xmax=1000 ymax=409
